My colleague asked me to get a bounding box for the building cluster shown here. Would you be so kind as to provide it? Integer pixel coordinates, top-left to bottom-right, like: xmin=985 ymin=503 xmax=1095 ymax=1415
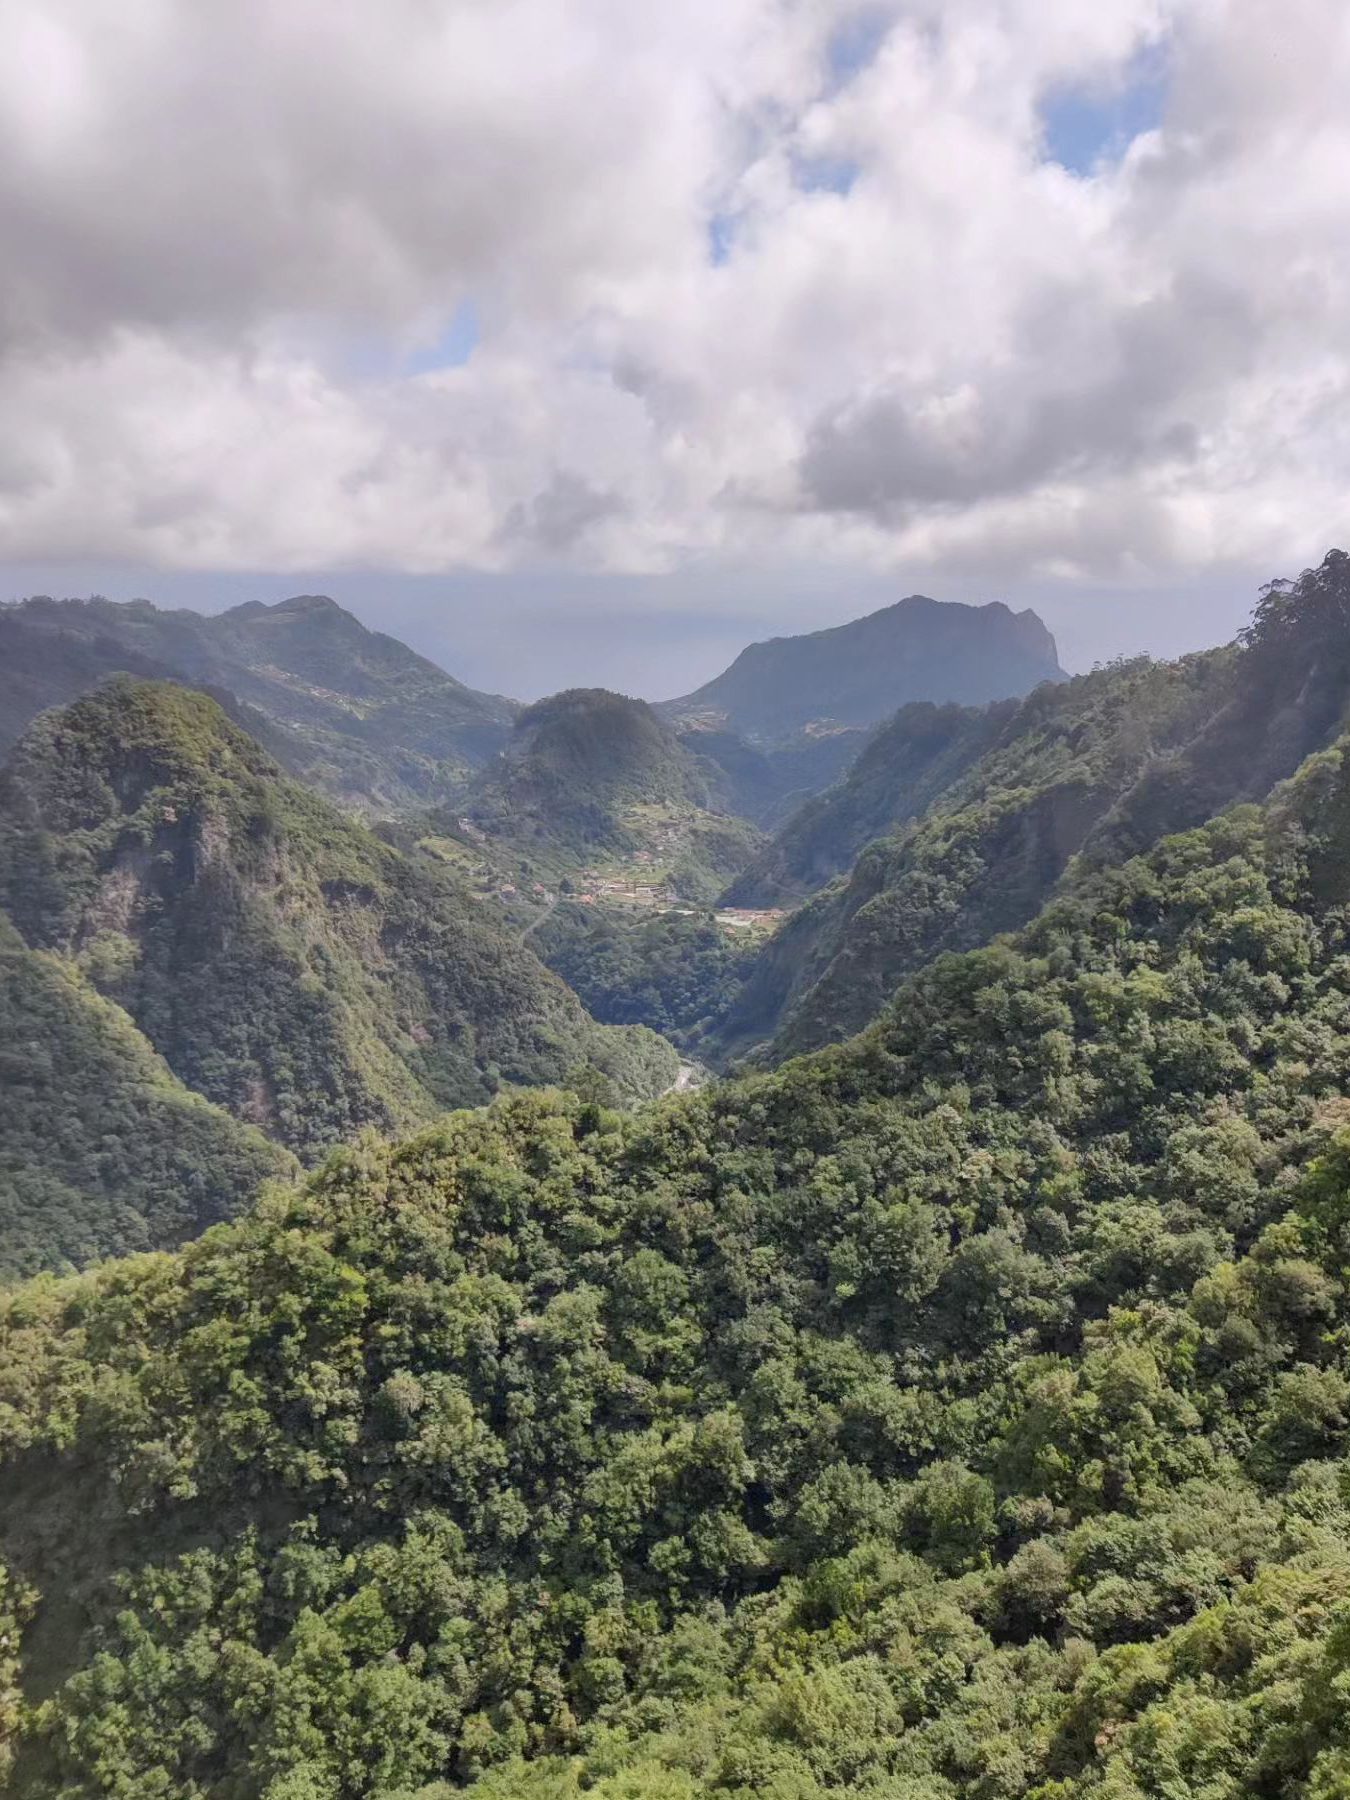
xmin=574 ymin=870 xmax=675 ymax=907
xmin=714 ymin=907 xmax=788 ymax=930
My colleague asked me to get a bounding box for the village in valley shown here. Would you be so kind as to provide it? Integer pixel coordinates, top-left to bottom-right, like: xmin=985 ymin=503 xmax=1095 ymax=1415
xmin=520 ymin=850 xmax=785 ymax=938
xmin=422 ymin=815 xmax=788 ymax=940
xmin=564 ymin=853 xmax=784 ymax=934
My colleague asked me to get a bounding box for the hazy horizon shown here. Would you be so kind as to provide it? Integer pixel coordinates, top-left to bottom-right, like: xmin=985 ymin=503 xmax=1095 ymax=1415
xmin=0 ymin=552 xmax=1296 ymax=703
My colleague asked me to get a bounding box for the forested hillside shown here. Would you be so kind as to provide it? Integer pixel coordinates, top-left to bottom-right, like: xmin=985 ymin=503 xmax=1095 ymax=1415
xmin=716 ymin=553 xmax=1350 ymax=1063
xmin=0 ymin=594 xmax=517 ymax=811
xmin=0 ymin=681 xmax=677 ymax=1172
xmin=0 ymin=597 xmax=888 ymax=837
xmin=460 ymin=688 xmax=763 ymax=897
xmin=653 ymin=595 xmax=1065 ymax=839
xmin=669 ymin=722 xmax=869 ymax=831
xmin=0 ymin=6 xmax=1342 ymax=1795
xmin=7 ymin=691 xmax=1350 ymax=1794
xmin=531 ymin=903 xmax=757 ymax=1051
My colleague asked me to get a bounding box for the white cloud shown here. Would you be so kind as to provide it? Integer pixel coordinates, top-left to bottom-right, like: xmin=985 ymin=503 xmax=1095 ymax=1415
xmin=0 ymin=0 xmax=1346 ymax=588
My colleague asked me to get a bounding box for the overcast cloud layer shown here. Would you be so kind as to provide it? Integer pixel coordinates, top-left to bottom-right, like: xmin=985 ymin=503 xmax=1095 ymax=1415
xmin=1 ymin=0 xmax=1347 ymax=606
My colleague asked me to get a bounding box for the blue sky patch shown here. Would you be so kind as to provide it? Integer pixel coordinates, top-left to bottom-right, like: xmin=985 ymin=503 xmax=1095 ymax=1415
xmin=708 ymin=210 xmax=738 ymax=266
xmin=826 ymin=9 xmax=892 ymax=90
xmin=1041 ymin=47 xmax=1169 ymax=175
xmin=791 ymin=150 xmax=860 ymax=196
xmin=404 ymin=298 xmax=480 ymax=373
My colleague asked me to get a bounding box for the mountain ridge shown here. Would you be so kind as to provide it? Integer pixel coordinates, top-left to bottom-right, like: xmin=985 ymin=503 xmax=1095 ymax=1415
xmin=0 ymin=592 xmax=519 ymax=811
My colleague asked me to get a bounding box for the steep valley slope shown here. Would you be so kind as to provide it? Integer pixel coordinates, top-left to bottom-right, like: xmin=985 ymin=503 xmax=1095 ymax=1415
xmin=660 ymin=592 xmax=1066 ymax=829
xmin=712 ymin=552 xmax=1350 ymax=1063
xmin=0 ymin=681 xmax=678 ymax=1231
xmin=0 ymin=912 xmax=295 ymax=1279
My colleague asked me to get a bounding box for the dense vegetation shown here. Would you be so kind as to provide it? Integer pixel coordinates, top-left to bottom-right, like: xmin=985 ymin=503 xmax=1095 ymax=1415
xmin=0 ymin=681 xmax=678 ymax=1175
xmin=0 ymin=594 xmax=517 ymax=811
xmin=532 ymin=904 xmax=756 ymax=1050
xmin=9 ymin=558 xmax=1350 ymax=1798
xmin=660 ymin=594 xmax=1064 ymax=739
xmin=1 ymin=597 xmax=893 ymax=836
xmin=8 ymin=639 xmax=1350 ymax=1794
xmin=0 ymin=914 xmax=294 ymax=1279
xmin=716 ymin=554 xmax=1350 ymax=1063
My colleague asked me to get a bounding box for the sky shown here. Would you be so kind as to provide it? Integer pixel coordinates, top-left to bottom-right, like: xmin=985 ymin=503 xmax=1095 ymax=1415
xmin=1 ymin=0 xmax=1347 ymax=698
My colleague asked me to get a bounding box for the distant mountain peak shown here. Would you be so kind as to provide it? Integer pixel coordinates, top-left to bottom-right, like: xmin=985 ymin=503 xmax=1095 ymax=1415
xmin=660 ymin=592 xmax=1064 ymax=742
